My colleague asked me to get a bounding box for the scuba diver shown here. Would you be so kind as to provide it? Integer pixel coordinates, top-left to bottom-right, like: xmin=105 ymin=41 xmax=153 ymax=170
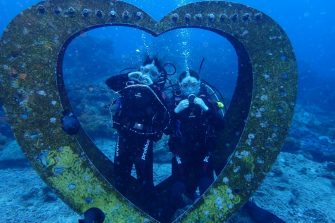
xmin=165 ymin=69 xmax=225 ymax=217
xmin=105 ymin=56 xmax=170 ymax=213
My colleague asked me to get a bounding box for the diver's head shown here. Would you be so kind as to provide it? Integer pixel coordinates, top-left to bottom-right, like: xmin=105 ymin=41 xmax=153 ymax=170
xmin=179 ymin=70 xmax=201 ymax=97
xmin=141 ymin=56 xmax=167 ymax=86
xmin=140 ymin=62 xmax=160 ymax=83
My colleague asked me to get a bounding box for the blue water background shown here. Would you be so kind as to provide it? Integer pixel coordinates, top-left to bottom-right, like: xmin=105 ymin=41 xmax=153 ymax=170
xmin=1 ymin=0 xmax=335 ymax=108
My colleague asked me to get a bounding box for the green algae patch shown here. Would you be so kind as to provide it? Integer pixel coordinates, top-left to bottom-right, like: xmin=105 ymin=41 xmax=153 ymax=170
xmin=47 ymin=146 xmax=147 ymax=222
xmin=183 ymin=185 xmax=241 ymax=222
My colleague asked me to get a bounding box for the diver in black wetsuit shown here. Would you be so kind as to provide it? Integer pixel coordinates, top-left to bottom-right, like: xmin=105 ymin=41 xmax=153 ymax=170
xmin=105 ymin=56 xmax=169 ymax=212
xmin=166 ymin=69 xmax=224 ymax=216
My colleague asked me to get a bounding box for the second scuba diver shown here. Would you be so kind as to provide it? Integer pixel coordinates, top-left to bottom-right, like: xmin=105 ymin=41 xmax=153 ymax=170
xmin=165 ymin=69 xmax=224 ymax=217
xmin=105 ymin=56 xmax=169 ymax=213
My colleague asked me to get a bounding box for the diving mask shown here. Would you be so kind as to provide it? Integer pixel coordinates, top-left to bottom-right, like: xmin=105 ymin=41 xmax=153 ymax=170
xmin=140 ymin=63 xmax=161 ymax=82
xmin=180 ymin=76 xmax=200 ymax=96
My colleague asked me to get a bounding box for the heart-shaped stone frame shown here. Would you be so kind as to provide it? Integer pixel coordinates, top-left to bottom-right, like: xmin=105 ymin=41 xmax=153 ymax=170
xmin=0 ymin=0 xmax=297 ymax=222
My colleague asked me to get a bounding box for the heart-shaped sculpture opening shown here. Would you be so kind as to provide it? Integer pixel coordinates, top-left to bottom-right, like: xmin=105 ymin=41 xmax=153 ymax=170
xmin=0 ymin=1 xmax=297 ymax=222
xmin=55 ymin=14 xmax=254 ymax=219
xmin=61 ymin=26 xmax=239 ymax=220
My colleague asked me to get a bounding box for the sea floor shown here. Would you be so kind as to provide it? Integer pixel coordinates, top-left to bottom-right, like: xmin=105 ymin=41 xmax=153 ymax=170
xmin=1 ymin=139 xmax=334 ymax=223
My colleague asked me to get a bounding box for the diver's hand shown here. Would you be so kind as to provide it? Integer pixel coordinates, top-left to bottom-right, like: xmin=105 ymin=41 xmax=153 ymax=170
xmin=139 ymin=74 xmax=153 ymax=85
xmin=194 ymin=97 xmax=209 ymax=111
xmin=174 ymin=99 xmax=189 ymax=113
xmin=128 ymin=71 xmax=143 ymax=82
xmin=128 ymin=71 xmax=153 ymax=85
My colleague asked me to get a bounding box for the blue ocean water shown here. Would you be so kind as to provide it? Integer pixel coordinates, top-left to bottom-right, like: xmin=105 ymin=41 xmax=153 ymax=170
xmin=1 ymin=0 xmax=335 ymax=107
xmin=0 ymin=0 xmax=334 ymax=222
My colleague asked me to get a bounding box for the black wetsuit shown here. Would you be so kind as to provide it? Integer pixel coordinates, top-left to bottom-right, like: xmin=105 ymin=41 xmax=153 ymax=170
xmin=105 ymin=73 xmax=169 ymax=210
xmin=166 ymin=88 xmax=223 ymax=210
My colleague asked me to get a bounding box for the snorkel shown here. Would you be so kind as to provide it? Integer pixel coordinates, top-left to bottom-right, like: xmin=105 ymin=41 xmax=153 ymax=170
xmin=198 ymin=57 xmax=205 ymax=75
xmin=197 ymin=57 xmax=227 ymax=114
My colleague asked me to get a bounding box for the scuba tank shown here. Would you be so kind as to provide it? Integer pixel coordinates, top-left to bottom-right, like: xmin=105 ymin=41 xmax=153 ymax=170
xmin=106 ymin=61 xmax=177 ymax=116
xmin=201 ymin=80 xmax=226 ymax=118
xmin=198 ymin=57 xmax=226 ymax=117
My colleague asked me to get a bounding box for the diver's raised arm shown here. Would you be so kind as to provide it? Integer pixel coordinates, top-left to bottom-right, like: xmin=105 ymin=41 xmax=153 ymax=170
xmin=105 ymin=73 xmax=129 ymax=91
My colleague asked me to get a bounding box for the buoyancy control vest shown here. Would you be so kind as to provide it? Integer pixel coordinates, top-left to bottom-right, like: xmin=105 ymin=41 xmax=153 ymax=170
xmin=168 ymin=82 xmax=225 ymax=143
xmin=112 ymin=84 xmax=169 ymax=139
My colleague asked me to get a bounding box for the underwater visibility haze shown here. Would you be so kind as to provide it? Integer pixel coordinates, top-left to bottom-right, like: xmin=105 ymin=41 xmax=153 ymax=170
xmin=0 ymin=0 xmax=334 ymax=222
